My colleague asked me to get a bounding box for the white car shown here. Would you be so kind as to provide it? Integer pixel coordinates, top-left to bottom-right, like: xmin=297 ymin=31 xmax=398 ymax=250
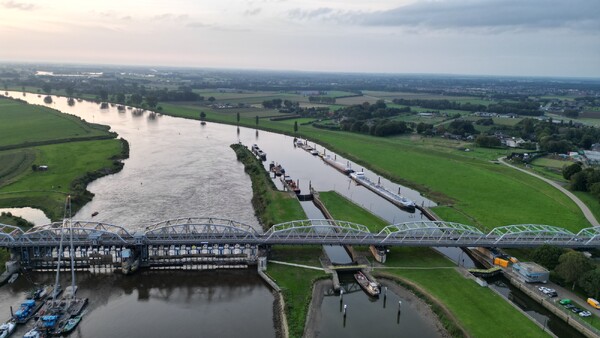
xmin=579 ymin=311 xmax=592 ymax=317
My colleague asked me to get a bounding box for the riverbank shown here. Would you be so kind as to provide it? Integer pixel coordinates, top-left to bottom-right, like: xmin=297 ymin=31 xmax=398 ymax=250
xmin=316 ymin=190 xmax=551 ymax=338
xmin=163 ymin=102 xmax=591 ymax=231
xmin=230 ymin=143 xmax=305 ymax=229
xmin=0 ymin=96 xmax=129 ymax=220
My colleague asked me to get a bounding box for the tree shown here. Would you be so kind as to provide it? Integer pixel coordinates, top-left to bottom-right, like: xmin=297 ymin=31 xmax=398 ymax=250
xmin=293 ymin=121 xmax=298 ymax=133
xmin=99 ymin=89 xmax=109 ymax=101
xmin=116 ymin=93 xmax=126 ymax=104
xmin=208 ymin=96 xmax=216 ymax=103
xmin=578 ymin=268 xmax=600 ymax=299
xmin=531 ymin=245 xmax=564 ymax=270
xmin=199 ymin=111 xmax=206 ymax=121
xmin=554 ymin=251 xmax=593 ymax=290
xmin=236 ymin=112 xmax=240 ymax=124
xmin=562 ymin=163 xmax=582 ymax=180
xmin=65 ymin=86 xmax=74 ymax=97
xmin=67 ymin=97 xmax=75 ymax=106
xmin=255 ymin=115 xmax=259 ymax=126
xmin=130 ymin=94 xmax=143 ymax=105
xmin=43 ymin=96 xmax=52 ymax=104
xmin=146 ymin=96 xmax=158 ymax=109
xmin=570 ymin=171 xmax=588 ymax=191
xmin=42 ymin=83 xmax=51 ymax=94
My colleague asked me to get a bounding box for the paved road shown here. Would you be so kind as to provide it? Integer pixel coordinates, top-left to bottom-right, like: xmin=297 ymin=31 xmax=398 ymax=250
xmin=498 ymin=157 xmax=600 ymax=227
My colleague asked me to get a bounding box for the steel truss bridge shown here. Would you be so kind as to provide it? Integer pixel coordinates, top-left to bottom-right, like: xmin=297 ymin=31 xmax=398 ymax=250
xmin=1 ymin=218 xmax=599 ymax=249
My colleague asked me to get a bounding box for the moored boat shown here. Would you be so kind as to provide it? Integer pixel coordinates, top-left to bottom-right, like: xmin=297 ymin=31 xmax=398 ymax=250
xmin=61 ymin=312 xmax=84 ymax=334
xmin=354 ymin=271 xmax=380 ymax=297
xmin=0 ymin=320 xmax=15 ymax=338
xmin=350 ymin=171 xmax=415 ymax=211
xmin=22 ymin=328 xmax=40 ymax=338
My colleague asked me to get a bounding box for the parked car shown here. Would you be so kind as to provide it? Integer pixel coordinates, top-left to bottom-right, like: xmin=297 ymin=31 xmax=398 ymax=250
xmin=579 ymin=311 xmax=592 ymax=317
xmin=571 ymin=307 xmax=583 ymax=314
xmin=547 ymin=291 xmax=558 ymax=298
xmin=564 ymin=304 xmax=576 ymax=310
xmin=559 ymin=299 xmax=571 ymax=305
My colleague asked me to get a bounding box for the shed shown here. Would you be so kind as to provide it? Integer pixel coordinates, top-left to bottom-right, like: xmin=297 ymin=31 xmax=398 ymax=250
xmin=512 ymin=262 xmax=549 ymax=283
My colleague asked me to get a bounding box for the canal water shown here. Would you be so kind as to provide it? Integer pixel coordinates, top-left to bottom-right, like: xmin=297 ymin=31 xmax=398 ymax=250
xmin=0 ymin=270 xmax=276 ymax=338
xmin=314 ymin=276 xmax=444 ymax=338
xmin=1 ymin=92 xmax=445 ymax=337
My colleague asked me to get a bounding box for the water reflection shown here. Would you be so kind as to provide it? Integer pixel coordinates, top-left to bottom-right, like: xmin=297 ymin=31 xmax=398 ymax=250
xmin=0 ymin=270 xmax=276 ymax=338
xmin=314 ymin=276 xmax=443 ymax=338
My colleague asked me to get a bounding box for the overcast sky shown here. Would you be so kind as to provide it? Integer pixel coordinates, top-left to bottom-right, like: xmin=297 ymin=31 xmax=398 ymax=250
xmin=1 ymin=0 xmax=599 ymax=77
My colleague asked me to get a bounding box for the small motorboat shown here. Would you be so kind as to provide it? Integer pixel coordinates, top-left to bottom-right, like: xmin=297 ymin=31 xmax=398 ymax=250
xmin=62 ymin=314 xmax=83 ymax=334
xmin=22 ymin=328 xmax=40 ymax=338
xmin=91 ymin=211 xmax=99 ymax=217
xmin=0 ymin=320 xmax=15 ymax=338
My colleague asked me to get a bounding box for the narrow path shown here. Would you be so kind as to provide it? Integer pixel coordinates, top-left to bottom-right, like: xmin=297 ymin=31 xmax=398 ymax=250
xmin=498 ymin=157 xmax=600 ymax=227
xmin=268 ymin=260 xmax=325 ymax=271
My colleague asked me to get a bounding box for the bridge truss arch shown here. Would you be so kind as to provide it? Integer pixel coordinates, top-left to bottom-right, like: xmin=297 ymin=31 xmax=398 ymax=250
xmin=144 ymin=217 xmax=260 ymax=244
xmin=0 ymin=223 xmax=24 ymax=245
xmin=378 ymin=221 xmax=484 ymax=244
xmin=264 ymin=219 xmax=373 ymax=244
xmin=487 ymin=224 xmax=575 ymax=246
xmin=576 ymin=226 xmax=600 ymax=246
xmin=17 ymin=220 xmax=132 ymax=246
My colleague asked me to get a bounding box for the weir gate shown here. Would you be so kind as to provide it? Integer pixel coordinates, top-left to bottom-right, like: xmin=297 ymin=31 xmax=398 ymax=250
xmin=1 ymin=218 xmax=599 ymax=271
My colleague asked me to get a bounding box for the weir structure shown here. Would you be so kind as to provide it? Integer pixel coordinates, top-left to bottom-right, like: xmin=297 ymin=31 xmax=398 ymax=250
xmin=0 ymin=218 xmax=598 ymax=270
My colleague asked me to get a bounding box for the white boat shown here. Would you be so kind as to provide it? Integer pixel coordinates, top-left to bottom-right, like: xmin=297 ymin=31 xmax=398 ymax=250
xmin=22 ymin=328 xmax=40 ymax=338
xmin=0 ymin=320 xmax=15 ymax=338
xmin=350 ymin=172 xmax=416 ymax=210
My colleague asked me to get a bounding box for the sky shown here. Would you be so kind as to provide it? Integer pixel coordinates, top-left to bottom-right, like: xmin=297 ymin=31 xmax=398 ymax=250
xmin=0 ymin=0 xmax=599 ymax=78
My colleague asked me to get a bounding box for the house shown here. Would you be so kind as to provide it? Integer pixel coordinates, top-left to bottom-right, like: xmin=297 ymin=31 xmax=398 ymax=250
xmin=505 ymin=137 xmax=526 ymax=148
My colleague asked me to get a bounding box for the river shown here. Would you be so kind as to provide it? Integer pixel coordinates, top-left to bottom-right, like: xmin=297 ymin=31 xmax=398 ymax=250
xmin=1 ymin=92 xmax=446 ymax=337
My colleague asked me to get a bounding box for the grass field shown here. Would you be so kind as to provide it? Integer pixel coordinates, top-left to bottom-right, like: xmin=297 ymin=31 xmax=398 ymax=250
xmin=0 ymin=97 xmax=112 ymax=149
xmin=267 ymin=246 xmax=328 ymax=338
xmin=0 ymin=139 xmax=124 ymax=220
xmin=317 ymin=191 xmax=389 ymax=232
xmin=310 ymin=190 xmax=549 ymax=338
xmin=0 ymin=149 xmax=35 ymax=187
xmin=162 ymin=103 xmax=592 ymax=231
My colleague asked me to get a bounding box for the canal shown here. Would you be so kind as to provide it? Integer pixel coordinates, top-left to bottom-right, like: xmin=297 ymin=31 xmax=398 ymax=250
xmin=0 ymin=92 xmax=446 ymax=337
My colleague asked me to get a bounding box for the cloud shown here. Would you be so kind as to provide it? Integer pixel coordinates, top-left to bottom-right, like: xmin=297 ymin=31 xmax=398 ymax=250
xmin=353 ymin=0 xmax=600 ymax=31
xmin=152 ymin=13 xmax=189 ymax=21
xmin=244 ymin=8 xmax=262 ymax=16
xmin=2 ymin=1 xmax=35 ymax=10
xmin=187 ymin=21 xmax=208 ymax=28
xmin=288 ymin=7 xmax=336 ymax=21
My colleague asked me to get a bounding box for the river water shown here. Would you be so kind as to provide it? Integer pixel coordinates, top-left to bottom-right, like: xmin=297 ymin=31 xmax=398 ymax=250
xmin=1 ymin=92 xmax=446 ymax=337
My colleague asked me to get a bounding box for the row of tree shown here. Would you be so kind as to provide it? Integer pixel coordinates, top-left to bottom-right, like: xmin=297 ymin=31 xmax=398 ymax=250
xmin=308 ymin=96 xmax=336 ymax=104
xmin=391 ymin=98 xmax=542 ymax=116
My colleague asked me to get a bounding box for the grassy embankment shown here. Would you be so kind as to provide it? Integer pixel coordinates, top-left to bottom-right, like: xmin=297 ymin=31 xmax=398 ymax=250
xmin=0 ymin=96 xmax=128 ymax=221
xmin=163 ymin=102 xmax=591 ymax=232
xmin=318 ymin=190 xmax=549 ymax=338
xmin=230 ymin=143 xmax=326 ymax=337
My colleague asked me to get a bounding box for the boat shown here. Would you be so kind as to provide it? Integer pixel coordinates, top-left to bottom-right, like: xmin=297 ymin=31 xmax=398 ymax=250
xmin=61 ymin=314 xmax=83 ymax=334
xmin=91 ymin=211 xmax=99 ymax=217
xmin=0 ymin=320 xmax=15 ymax=338
xmin=281 ymin=176 xmax=301 ymax=195
xmin=349 ymin=172 xmax=416 ymax=211
xmin=22 ymin=328 xmax=40 ymax=338
xmin=354 ymin=271 xmax=380 ymax=297
xmin=13 ymin=299 xmax=42 ymax=324
xmin=322 ymin=155 xmax=354 ymax=175
xmin=250 ymin=144 xmax=267 ymax=161
xmin=270 ymin=164 xmax=285 ymax=177
xmin=310 ymin=149 xmax=319 ymax=156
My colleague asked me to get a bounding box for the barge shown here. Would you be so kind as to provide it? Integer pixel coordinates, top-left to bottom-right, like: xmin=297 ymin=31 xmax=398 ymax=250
xmin=349 ymin=171 xmax=415 ymax=211
xmin=354 ymin=271 xmax=380 ymax=297
xmin=322 ymin=155 xmax=354 ymax=175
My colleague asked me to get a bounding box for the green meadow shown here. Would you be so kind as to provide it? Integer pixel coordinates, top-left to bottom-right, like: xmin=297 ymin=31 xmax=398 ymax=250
xmin=0 ymin=97 xmax=125 ymax=221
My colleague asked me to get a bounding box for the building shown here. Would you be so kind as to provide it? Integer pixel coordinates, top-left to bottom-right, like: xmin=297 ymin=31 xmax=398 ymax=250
xmin=512 ymin=262 xmax=549 ymax=283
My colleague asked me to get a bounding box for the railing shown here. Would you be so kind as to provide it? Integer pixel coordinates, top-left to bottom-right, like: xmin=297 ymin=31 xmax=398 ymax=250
xmin=1 ymin=219 xmax=599 ymax=248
